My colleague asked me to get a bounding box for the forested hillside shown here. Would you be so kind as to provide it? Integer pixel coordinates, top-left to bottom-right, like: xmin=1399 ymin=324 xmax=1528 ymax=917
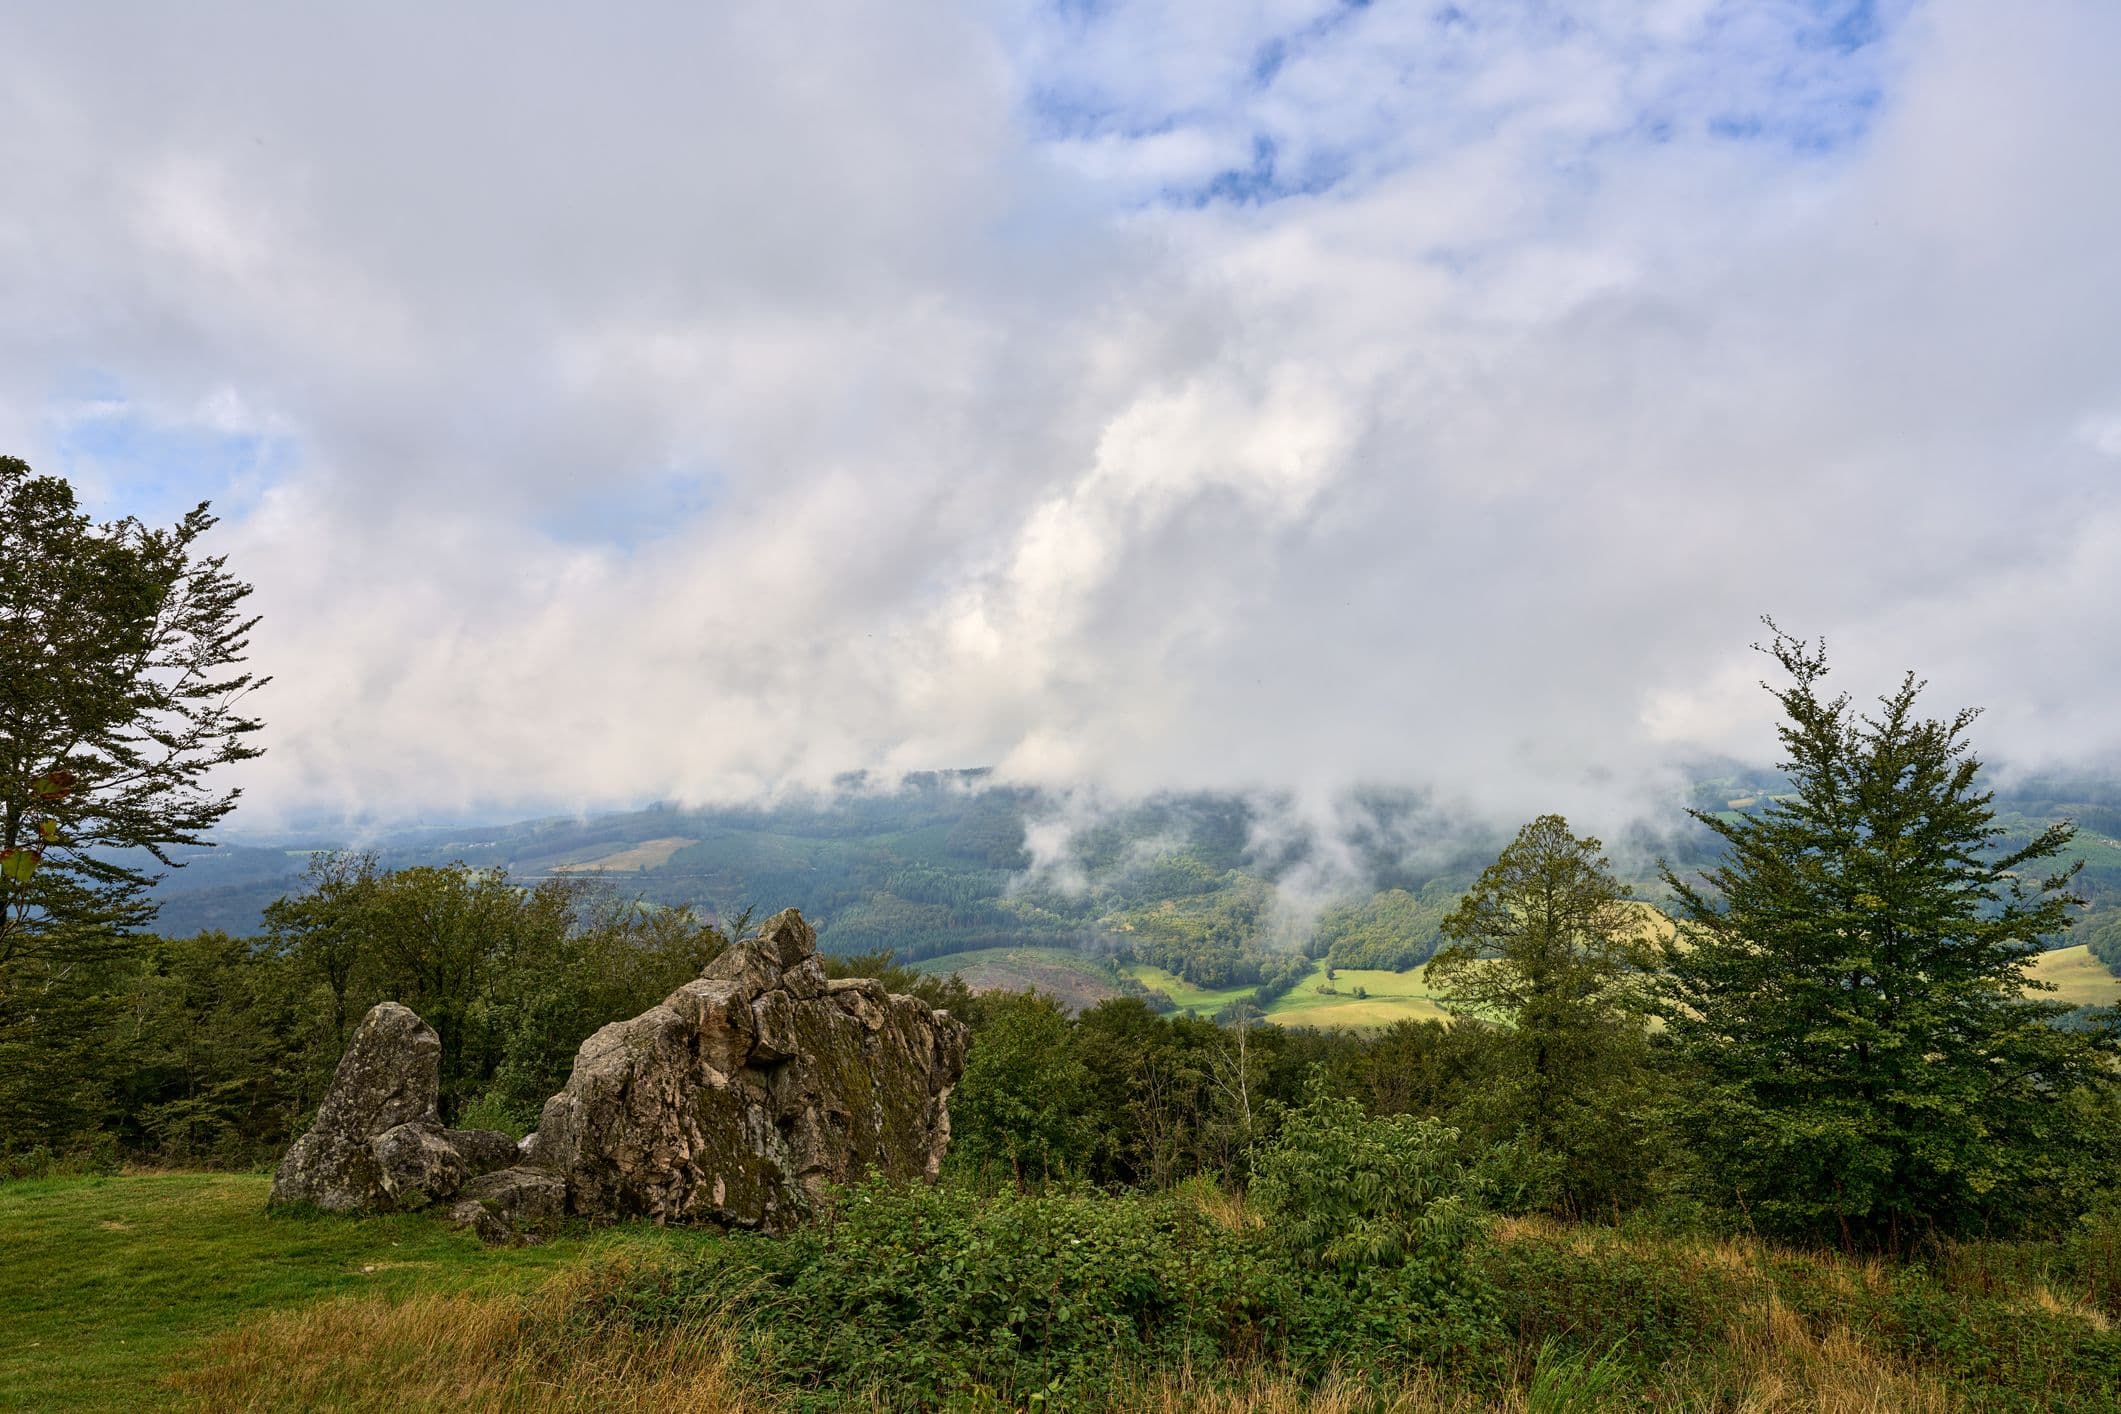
xmin=145 ymin=769 xmax=2121 ymax=1006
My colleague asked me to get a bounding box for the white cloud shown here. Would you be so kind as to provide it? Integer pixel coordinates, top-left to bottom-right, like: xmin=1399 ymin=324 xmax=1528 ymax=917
xmin=2079 ymin=416 xmax=2121 ymax=460
xmin=0 ymin=0 xmax=2116 ymax=832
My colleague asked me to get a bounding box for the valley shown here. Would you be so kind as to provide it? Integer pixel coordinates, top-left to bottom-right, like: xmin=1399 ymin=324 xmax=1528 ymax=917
xmin=143 ymin=772 xmax=2121 ymax=1030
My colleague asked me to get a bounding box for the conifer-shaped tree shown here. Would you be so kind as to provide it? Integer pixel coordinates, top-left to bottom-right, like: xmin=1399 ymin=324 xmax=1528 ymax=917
xmin=1660 ymin=624 xmax=2117 ymax=1246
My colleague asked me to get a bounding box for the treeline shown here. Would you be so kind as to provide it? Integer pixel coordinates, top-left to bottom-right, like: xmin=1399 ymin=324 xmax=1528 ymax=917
xmin=0 ymin=856 xmax=733 ymax=1173
xmin=1306 ymin=882 xmax=1457 ymax=970
xmin=2090 ymin=911 xmax=2121 ymax=974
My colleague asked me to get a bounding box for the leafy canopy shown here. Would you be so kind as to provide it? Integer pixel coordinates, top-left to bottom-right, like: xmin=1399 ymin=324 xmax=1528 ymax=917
xmin=1429 ymin=815 xmax=1652 ymax=1031
xmin=1427 ymin=815 xmax=1665 ymax=1212
xmin=0 ymin=457 xmax=265 ymax=972
xmin=1659 ymin=623 xmax=2119 ymax=1244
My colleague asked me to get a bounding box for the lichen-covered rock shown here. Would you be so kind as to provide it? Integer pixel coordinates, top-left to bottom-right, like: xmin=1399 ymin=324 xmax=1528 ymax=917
xmin=462 ymin=1165 xmax=568 ymax=1229
xmin=270 ymin=1002 xmax=444 ymax=1212
xmin=270 ymin=1004 xmax=538 ymax=1214
xmin=271 ymin=909 xmax=966 ymax=1242
xmin=528 ymin=908 xmax=965 ymax=1233
xmin=372 ymin=1121 xmax=469 ymax=1209
xmin=445 ymin=1127 xmax=523 ymax=1176
xmin=444 ymin=1197 xmax=513 ymax=1245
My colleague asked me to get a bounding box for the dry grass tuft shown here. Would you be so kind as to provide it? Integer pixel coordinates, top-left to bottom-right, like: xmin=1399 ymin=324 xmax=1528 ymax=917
xmin=1117 ymin=1366 xmax=1496 ymax=1413
xmin=1716 ymin=1296 xmax=1956 ymax=1414
xmin=1185 ymin=1180 xmax=1264 ymax=1233
xmin=2018 ymin=1285 xmax=2113 ymax=1332
xmin=166 ymin=1259 xmax=769 ymax=1413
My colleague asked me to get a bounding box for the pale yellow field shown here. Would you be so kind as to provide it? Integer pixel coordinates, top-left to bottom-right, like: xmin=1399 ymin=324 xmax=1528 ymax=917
xmin=2028 ymin=944 xmax=2121 ymax=1008
xmin=1617 ymin=899 xmax=1679 ymax=947
xmin=1267 ymin=959 xmax=1453 ymax=1030
xmin=552 ymin=836 xmax=698 ymax=872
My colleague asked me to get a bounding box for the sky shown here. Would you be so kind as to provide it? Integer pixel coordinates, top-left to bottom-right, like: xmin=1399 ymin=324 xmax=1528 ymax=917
xmin=3 ymin=0 xmax=2118 ymax=835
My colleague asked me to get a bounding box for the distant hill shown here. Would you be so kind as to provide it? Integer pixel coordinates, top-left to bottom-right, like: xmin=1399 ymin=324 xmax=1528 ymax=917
xmin=143 ymin=770 xmax=2121 ymax=1016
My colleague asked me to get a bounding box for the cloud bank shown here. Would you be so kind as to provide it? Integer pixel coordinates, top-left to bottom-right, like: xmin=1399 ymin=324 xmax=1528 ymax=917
xmin=2 ymin=0 xmax=2117 ymax=834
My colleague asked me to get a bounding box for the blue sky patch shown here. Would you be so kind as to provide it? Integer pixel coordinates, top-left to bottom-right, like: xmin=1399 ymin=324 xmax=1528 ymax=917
xmin=46 ymin=385 xmax=293 ymax=526
xmin=533 ymin=467 xmax=724 ymax=552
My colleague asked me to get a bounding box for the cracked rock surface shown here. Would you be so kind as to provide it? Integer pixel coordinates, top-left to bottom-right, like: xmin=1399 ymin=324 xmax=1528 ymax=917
xmin=268 ymin=1002 xmax=516 ymax=1212
xmin=270 ymin=909 xmax=966 ymax=1240
xmin=522 ymin=907 xmax=967 ymax=1233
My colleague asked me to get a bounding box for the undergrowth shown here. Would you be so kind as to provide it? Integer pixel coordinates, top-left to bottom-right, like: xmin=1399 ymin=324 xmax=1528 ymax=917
xmin=13 ymin=1171 xmax=2121 ymax=1411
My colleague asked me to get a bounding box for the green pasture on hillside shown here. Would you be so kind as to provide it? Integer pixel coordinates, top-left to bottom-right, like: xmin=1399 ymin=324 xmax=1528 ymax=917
xmin=0 ymin=1172 xmax=645 ymax=1412
xmin=937 ymin=930 xmax=2112 ymax=1033
xmin=1114 ymin=963 xmax=1257 ymax=1014
xmin=2030 ymin=944 xmax=2121 ymax=1009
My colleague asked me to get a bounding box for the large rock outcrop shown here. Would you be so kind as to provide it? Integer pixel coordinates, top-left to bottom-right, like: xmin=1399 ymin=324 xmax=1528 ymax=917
xmin=272 ymin=909 xmax=967 ymax=1240
xmin=515 ymin=907 xmax=966 ymax=1232
xmin=268 ymin=1002 xmax=519 ymax=1212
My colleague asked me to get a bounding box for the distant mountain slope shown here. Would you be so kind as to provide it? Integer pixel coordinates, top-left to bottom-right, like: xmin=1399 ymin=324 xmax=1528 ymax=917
xmin=143 ymin=771 xmax=2121 ymax=1008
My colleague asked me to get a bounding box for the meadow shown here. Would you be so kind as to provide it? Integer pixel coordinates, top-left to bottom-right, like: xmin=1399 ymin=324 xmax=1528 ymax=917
xmin=2028 ymin=944 xmax=2121 ymax=1009
xmin=0 ymin=1173 xmax=592 ymax=1411
xmin=911 ymin=945 xmax=1128 ymax=1013
xmin=10 ymin=1172 xmax=2120 ymax=1412
xmin=1263 ymin=960 xmax=1453 ymax=1028
xmin=1124 ymin=958 xmax=1456 ymax=1031
xmin=986 ymin=943 xmax=2112 ymax=1032
xmin=1117 ymin=961 xmax=1260 ymax=1014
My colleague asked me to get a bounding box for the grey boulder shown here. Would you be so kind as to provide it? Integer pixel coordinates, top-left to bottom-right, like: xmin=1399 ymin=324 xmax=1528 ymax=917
xmin=271 ymin=908 xmax=967 ymax=1243
xmin=524 ymin=908 xmax=966 ymax=1234
xmin=269 ymin=1001 xmax=524 ymax=1213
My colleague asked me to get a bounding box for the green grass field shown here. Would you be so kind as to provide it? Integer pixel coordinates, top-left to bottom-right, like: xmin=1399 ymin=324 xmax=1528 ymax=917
xmin=0 ymin=1172 xmax=638 ymax=1411
xmin=933 ymin=922 xmax=2114 ymax=1034
xmin=12 ymin=1170 xmax=2116 ymax=1412
xmin=1114 ymin=962 xmax=1257 ymax=1014
xmin=1266 ymin=959 xmax=1452 ymax=1029
xmin=1123 ymin=959 xmax=1456 ymax=1030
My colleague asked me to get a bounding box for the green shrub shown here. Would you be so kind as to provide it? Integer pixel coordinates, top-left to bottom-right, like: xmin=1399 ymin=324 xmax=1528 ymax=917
xmin=453 ymin=1089 xmax=538 ymax=1140
xmin=1247 ymin=1080 xmax=1498 ymax=1368
xmin=1862 ymin=1267 xmax=2121 ymax=1411
xmin=1483 ymin=1234 xmax=1730 ymax=1370
xmin=0 ymin=1135 xmax=119 ymax=1183
xmin=603 ymin=1139 xmax=1504 ymax=1409
xmin=607 ymin=1182 xmax=1276 ymax=1407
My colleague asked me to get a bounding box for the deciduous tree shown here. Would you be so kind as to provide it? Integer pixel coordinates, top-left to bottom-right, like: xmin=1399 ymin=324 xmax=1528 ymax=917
xmin=1428 ymin=814 xmax=1662 ymax=1212
xmin=1660 ymin=624 xmax=2119 ymax=1245
xmin=0 ymin=457 xmax=265 ymax=974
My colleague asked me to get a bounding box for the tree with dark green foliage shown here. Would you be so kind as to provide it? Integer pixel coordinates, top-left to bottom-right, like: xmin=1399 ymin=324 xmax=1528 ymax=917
xmin=0 ymin=457 xmax=265 ymax=973
xmin=948 ymin=992 xmax=1094 ymax=1184
xmin=1427 ymin=814 xmax=1664 ymax=1213
xmin=1660 ymin=625 xmax=2121 ymax=1246
xmin=2087 ymin=910 xmax=2121 ymax=977
xmin=263 ymin=855 xmax=731 ymax=1125
xmin=107 ymin=931 xmax=321 ymax=1165
xmin=0 ymin=458 xmax=265 ymax=1161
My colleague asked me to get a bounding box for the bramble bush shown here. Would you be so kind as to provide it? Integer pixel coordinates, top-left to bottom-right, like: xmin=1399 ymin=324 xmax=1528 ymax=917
xmin=600 ymin=1085 xmax=1505 ymax=1408
xmin=1249 ymin=1080 xmax=1499 ymax=1370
